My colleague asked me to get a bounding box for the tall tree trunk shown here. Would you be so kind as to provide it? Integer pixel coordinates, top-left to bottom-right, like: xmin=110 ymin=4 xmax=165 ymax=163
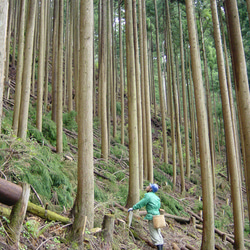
xmin=154 ymin=0 xmax=168 ymax=165
xmin=199 ymin=16 xmax=216 ymax=198
xmin=210 ymin=1 xmax=244 ymax=248
xmin=67 ymin=2 xmax=73 ymax=112
xmin=166 ymin=35 xmax=176 ymax=189
xmin=225 ymin=0 xmax=250 ymax=228
xmin=51 ymin=0 xmax=59 ymax=122
xmin=56 ymin=0 xmax=64 ymax=153
xmin=0 ymin=0 xmax=8 ymax=132
xmin=185 ymin=0 xmax=215 ymax=248
xmin=36 ymin=0 xmax=46 ymax=132
xmin=107 ymin=0 xmax=111 ymax=154
xmin=44 ymin=0 xmax=51 ymax=113
xmin=31 ymin=6 xmax=38 ymax=96
xmin=69 ymin=0 xmax=94 ymax=245
xmin=12 ymin=0 xmax=26 ymax=135
xmin=125 ymin=0 xmax=139 ymax=208
xmin=4 ymin=0 xmax=12 ymax=96
xmin=18 ymin=0 xmax=37 ymax=139
xmin=100 ymin=0 xmax=108 ymax=160
xmin=119 ymin=4 xmax=125 ymax=146
xmin=179 ymin=3 xmax=190 ymax=179
xmin=141 ymin=0 xmax=153 ymax=183
xmin=138 ymin=0 xmax=148 ymax=180
xmin=73 ymin=0 xmax=79 ymax=117
xmin=132 ymin=0 xmax=143 ymax=189
xmin=112 ymin=1 xmax=117 ymax=139
xmin=11 ymin=0 xmax=19 ymax=68
xmin=189 ymin=60 xmax=197 ymax=167
xmin=166 ymin=0 xmax=185 ymax=193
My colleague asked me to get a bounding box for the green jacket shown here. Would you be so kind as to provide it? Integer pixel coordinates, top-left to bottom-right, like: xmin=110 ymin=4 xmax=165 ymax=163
xmin=132 ymin=192 xmax=161 ymax=220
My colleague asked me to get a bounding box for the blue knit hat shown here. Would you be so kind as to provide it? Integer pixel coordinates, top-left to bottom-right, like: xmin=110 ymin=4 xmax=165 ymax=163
xmin=150 ymin=183 xmax=159 ymax=193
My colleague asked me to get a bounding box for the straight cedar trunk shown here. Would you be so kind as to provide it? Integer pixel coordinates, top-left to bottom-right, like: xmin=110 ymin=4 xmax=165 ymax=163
xmin=11 ymin=1 xmax=18 ymax=68
xmin=0 ymin=0 xmax=8 ymax=131
xmin=154 ymin=0 xmax=168 ymax=165
xmin=220 ymin=9 xmax=244 ymax=196
xmin=69 ymin=0 xmax=94 ymax=244
xmin=112 ymin=1 xmax=117 ymax=139
xmin=179 ymin=3 xmax=190 ymax=179
xmin=44 ymin=0 xmax=51 ymax=112
xmin=56 ymin=0 xmax=64 ymax=153
xmin=119 ymin=4 xmax=125 ymax=146
xmin=138 ymin=0 xmax=148 ymax=179
xmin=132 ymin=0 xmax=144 ymax=189
xmin=12 ymin=0 xmax=26 ymax=134
xmin=73 ymin=0 xmax=79 ymax=117
xmin=141 ymin=0 xmax=153 ymax=183
xmin=125 ymin=0 xmax=140 ymax=208
xmin=210 ymin=0 xmax=244 ymax=248
xmin=225 ymin=0 xmax=250 ymax=230
xmin=166 ymin=0 xmax=185 ymax=194
xmin=189 ymin=60 xmax=197 ymax=167
xmin=199 ymin=16 xmax=216 ymax=198
xmin=100 ymin=0 xmax=109 ymax=160
xmin=4 ymin=0 xmax=12 ymax=96
xmin=98 ymin=0 xmax=102 ymax=120
xmin=36 ymin=0 xmax=46 ymax=132
xmin=107 ymin=0 xmax=111 ymax=154
xmin=12 ymin=0 xmax=26 ymax=135
xmin=31 ymin=6 xmax=38 ymax=96
xmin=165 ymin=35 xmax=176 ymax=189
xmin=18 ymin=0 xmax=37 ymax=139
xmin=67 ymin=2 xmax=73 ymax=112
xmin=51 ymin=0 xmax=59 ymax=122
xmin=185 ymin=0 xmax=215 ymax=249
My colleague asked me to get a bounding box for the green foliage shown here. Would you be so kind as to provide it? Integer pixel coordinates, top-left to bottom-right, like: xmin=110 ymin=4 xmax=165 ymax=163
xmin=158 ymin=163 xmax=173 ymax=176
xmin=160 ymin=192 xmax=187 ymax=216
xmin=116 ymin=101 xmax=121 ymax=116
xmin=63 ymin=111 xmax=78 ymax=132
xmin=24 ymin=220 xmax=55 ymax=239
xmin=154 ymin=169 xmax=170 ymax=185
xmin=94 ymin=183 xmax=108 ymax=202
xmin=27 ymin=124 xmax=49 ymax=145
xmin=42 ymin=117 xmax=69 ymax=150
xmin=110 ymin=144 xmax=128 ymax=159
xmin=0 ymin=135 xmax=74 ymax=208
xmin=244 ymin=220 xmax=250 ymax=237
xmin=193 ymin=200 xmax=203 ymax=213
xmin=114 ymin=184 xmax=128 ymax=207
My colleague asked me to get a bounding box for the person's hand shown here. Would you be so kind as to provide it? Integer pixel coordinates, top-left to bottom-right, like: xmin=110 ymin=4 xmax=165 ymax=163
xmin=128 ymin=208 xmax=133 ymax=212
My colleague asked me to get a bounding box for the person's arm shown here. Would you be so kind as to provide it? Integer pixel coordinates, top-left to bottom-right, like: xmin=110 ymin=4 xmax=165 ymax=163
xmin=132 ymin=193 xmax=150 ymax=210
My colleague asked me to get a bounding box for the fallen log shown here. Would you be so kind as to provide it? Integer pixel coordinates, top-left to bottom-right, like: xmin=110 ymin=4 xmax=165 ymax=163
xmin=27 ymin=202 xmax=70 ymax=224
xmin=0 ymin=201 xmax=71 ymax=224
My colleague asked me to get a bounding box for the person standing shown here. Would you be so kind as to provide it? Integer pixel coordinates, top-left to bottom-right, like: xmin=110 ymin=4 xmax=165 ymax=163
xmin=128 ymin=183 xmax=164 ymax=250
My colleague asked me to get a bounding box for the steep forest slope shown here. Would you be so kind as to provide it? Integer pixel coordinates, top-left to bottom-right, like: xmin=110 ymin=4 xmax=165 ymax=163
xmin=0 ymin=68 xmax=249 ymax=250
